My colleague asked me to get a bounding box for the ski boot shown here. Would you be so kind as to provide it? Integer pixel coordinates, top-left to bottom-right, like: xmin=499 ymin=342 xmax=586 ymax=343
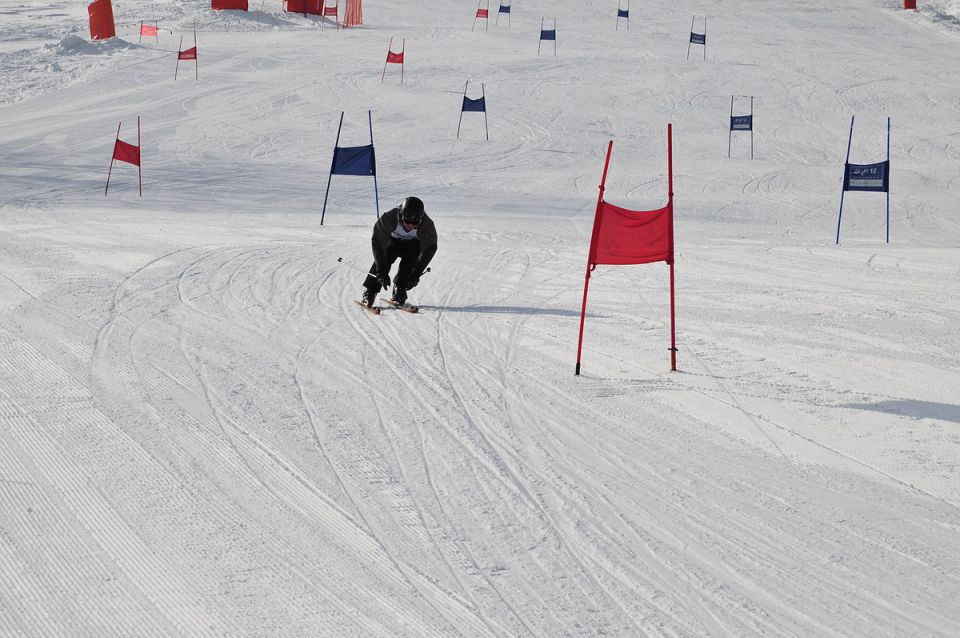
xmin=391 ymin=285 xmax=407 ymax=307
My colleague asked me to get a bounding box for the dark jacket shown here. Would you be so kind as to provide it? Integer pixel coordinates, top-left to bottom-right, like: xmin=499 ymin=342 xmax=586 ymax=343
xmin=371 ymin=206 xmax=438 ymax=276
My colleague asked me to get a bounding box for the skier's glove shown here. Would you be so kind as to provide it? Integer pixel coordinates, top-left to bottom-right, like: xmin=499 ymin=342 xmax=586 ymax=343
xmin=377 ymin=273 xmax=391 ymax=289
xmin=406 ymin=272 xmax=421 ymax=288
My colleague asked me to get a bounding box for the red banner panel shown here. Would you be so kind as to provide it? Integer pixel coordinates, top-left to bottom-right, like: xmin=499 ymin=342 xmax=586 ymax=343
xmin=88 ymin=0 xmax=116 ymax=40
xmin=343 ymin=0 xmax=362 ymax=26
xmin=286 ymin=0 xmax=323 ymax=14
xmin=386 ymin=50 xmax=404 ymax=64
xmin=212 ymin=0 xmax=249 ymax=9
xmin=178 ymin=46 xmax=197 ymax=60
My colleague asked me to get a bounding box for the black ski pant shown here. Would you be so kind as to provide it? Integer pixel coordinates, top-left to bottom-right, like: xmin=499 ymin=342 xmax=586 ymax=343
xmin=364 ymin=238 xmax=421 ymax=293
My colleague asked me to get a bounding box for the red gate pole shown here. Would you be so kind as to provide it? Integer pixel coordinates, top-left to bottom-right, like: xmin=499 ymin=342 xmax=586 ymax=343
xmin=193 ymin=29 xmax=198 ymax=81
xmin=381 ymin=36 xmax=392 ymax=81
xmin=174 ymin=34 xmax=182 ymax=79
xmin=667 ymin=123 xmax=677 ymax=371
xmin=105 ymin=122 xmax=121 ymax=195
xmin=575 ymin=140 xmax=613 ymax=376
xmin=137 ymin=115 xmax=142 ymax=197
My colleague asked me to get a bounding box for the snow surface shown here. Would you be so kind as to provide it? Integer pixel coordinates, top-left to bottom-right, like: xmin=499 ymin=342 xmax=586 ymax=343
xmin=1 ymin=0 xmax=959 ymax=635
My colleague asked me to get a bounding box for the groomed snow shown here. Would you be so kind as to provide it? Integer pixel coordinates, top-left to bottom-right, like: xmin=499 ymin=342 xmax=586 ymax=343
xmin=1 ymin=0 xmax=959 ymax=635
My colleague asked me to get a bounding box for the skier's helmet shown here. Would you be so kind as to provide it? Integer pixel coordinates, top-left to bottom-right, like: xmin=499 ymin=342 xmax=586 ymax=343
xmin=399 ymin=196 xmax=425 ymax=226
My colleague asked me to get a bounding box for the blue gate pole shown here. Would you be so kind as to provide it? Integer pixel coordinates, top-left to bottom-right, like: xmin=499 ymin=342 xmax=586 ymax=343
xmin=886 ymin=116 xmax=891 ymax=244
xmin=457 ymin=80 xmax=468 ymax=139
xmin=369 ymin=110 xmax=380 ymax=218
xmin=320 ymin=112 xmax=345 ymax=226
xmin=482 ymin=83 xmax=489 ymax=141
xmin=728 ymin=95 xmax=733 ymax=158
xmin=836 ymin=115 xmax=854 ymax=245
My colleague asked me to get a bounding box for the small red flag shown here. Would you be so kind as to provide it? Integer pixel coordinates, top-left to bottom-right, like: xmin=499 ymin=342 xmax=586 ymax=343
xmin=140 ymin=23 xmax=158 ymax=36
xmin=178 ymin=46 xmax=197 ymax=60
xmin=112 ymin=139 xmax=141 ymax=167
xmin=323 ymin=5 xmax=338 ymax=16
xmin=476 ymin=8 xmax=488 ymax=17
xmin=386 ymin=50 xmax=404 ymax=64
xmin=588 ymin=201 xmax=673 ymax=266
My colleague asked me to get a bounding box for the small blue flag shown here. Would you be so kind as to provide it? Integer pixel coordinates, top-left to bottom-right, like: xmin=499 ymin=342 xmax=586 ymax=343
xmin=331 ymin=144 xmax=376 ymax=176
xmin=462 ymin=96 xmax=486 ymax=113
xmin=843 ymin=161 xmax=889 ymax=192
xmin=730 ymin=115 xmax=752 ymax=131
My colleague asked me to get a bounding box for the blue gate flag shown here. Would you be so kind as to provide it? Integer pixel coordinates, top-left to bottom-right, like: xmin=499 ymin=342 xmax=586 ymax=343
xmin=690 ymin=32 xmax=705 ymax=44
xmin=730 ymin=114 xmax=752 ymax=131
xmin=499 ymin=4 xmax=510 ymax=13
xmin=618 ymin=8 xmax=628 ymax=17
xmin=331 ymin=144 xmax=376 ymax=176
xmin=541 ymin=29 xmax=556 ymax=40
xmin=835 ymin=115 xmax=891 ymax=243
xmin=843 ymin=161 xmax=889 ymax=193
xmin=462 ymin=96 xmax=486 ymax=113
xmin=321 ymin=110 xmax=381 ymax=225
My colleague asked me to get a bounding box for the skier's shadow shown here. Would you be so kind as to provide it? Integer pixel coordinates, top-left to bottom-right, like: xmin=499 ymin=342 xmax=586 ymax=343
xmin=418 ymin=305 xmax=586 ymax=317
xmin=842 ymin=399 xmax=960 ymax=424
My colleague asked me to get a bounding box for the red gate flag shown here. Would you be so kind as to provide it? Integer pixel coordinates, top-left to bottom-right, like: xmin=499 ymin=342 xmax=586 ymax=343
xmin=321 ymin=0 xmax=339 ymax=28
xmin=472 ymin=0 xmax=489 ymax=31
xmin=588 ymin=201 xmax=672 ymax=266
xmin=112 ymin=139 xmax=140 ymax=166
xmin=175 ymin=32 xmax=198 ymax=80
xmin=105 ymin=117 xmax=142 ymax=196
xmin=140 ymin=23 xmax=158 ymax=36
xmin=382 ymin=37 xmax=405 ymax=83
xmin=576 ymin=126 xmax=677 ymax=375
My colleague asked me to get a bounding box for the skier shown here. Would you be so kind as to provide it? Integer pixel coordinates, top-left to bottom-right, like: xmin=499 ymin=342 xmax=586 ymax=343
xmin=362 ymin=196 xmax=437 ymax=308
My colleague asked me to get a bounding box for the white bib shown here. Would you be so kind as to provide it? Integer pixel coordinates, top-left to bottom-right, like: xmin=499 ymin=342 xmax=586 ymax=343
xmin=391 ymin=221 xmax=419 ymax=241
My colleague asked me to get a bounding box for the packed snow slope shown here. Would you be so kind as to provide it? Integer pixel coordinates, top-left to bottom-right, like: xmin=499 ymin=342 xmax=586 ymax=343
xmin=1 ymin=0 xmax=959 ymax=635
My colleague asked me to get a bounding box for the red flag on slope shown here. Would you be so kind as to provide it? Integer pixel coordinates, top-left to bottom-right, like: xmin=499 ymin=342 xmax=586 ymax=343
xmin=178 ymin=46 xmax=197 ymax=60
xmin=105 ymin=117 xmax=142 ymax=196
xmin=140 ymin=23 xmax=159 ymax=36
xmin=386 ymin=50 xmax=404 ymax=63
xmin=576 ymin=129 xmax=677 ymax=376
xmin=588 ymin=201 xmax=673 ymax=266
xmin=112 ymin=139 xmax=141 ymax=166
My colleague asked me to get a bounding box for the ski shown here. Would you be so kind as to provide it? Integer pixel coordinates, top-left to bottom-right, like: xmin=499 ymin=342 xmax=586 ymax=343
xmin=382 ymin=298 xmax=419 ymax=313
xmin=354 ymin=300 xmax=381 ymax=316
